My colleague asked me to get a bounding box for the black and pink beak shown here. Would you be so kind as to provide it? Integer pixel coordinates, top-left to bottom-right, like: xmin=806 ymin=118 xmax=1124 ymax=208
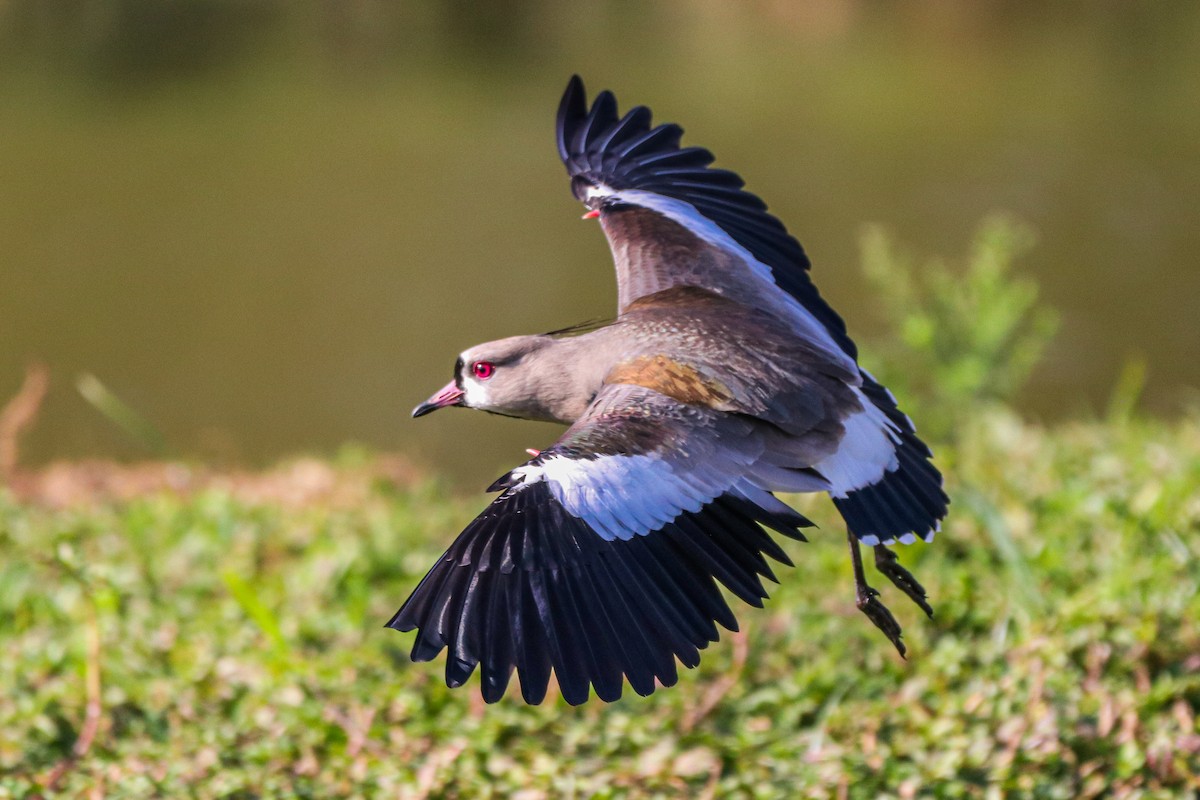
xmin=412 ymin=380 xmax=465 ymax=418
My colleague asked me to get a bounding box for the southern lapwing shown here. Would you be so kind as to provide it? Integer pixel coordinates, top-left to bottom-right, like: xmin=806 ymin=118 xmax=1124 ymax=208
xmin=390 ymin=76 xmax=949 ymax=705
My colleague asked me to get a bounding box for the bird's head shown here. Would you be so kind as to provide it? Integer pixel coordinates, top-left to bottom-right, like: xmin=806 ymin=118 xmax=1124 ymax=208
xmin=413 ymin=335 xmax=561 ymax=421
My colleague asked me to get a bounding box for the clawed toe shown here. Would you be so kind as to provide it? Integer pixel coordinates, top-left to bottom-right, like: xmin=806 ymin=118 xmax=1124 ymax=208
xmin=856 ymin=584 xmax=906 ymax=658
xmin=874 ymin=545 xmax=934 ymax=618
xmin=847 ymin=531 xmax=909 ymax=658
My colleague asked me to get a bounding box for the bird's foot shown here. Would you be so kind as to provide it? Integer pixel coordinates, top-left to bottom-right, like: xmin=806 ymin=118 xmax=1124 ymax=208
xmin=874 ymin=545 xmax=934 ymax=618
xmin=847 ymin=531 xmax=906 ymax=658
xmin=855 ymin=583 xmax=906 ymax=658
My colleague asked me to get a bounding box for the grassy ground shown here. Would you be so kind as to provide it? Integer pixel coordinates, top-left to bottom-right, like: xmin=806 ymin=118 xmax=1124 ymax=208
xmin=3 ymin=223 xmax=1198 ymax=797
xmin=2 ymin=403 xmax=1199 ymax=798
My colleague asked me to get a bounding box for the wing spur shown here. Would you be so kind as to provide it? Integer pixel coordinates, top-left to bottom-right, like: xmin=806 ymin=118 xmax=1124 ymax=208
xmin=557 ymin=74 xmax=854 ymax=357
xmin=387 ymin=385 xmax=812 ymax=705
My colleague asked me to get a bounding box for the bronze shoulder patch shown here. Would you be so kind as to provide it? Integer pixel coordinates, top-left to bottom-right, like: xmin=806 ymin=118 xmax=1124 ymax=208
xmin=605 ymin=354 xmax=735 ymax=409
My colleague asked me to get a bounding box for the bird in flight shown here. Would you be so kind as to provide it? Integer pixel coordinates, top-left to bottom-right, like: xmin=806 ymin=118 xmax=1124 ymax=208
xmin=390 ymin=76 xmax=948 ymax=705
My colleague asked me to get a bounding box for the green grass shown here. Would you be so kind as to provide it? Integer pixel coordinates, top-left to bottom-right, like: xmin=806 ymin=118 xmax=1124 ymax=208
xmin=2 ymin=405 xmax=1199 ymax=798
xmin=3 ymin=222 xmax=1198 ymax=797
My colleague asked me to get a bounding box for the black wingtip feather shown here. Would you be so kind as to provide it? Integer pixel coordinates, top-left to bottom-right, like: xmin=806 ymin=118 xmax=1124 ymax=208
xmin=594 ymin=105 xmax=651 ymax=158
xmin=557 ymin=75 xmax=587 ymax=163
xmin=388 ymin=481 xmax=807 ymax=704
xmin=554 ymin=75 xmax=859 ymax=357
xmin=576 ymin=89 xmax=618 ymax=157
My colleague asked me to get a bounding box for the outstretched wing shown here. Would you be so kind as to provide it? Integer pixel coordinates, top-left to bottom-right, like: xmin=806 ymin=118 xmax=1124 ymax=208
xmin=387 ymin=385 xmax=812 ymax=705
xmin=557 ymin=76 xmax=948 ymax=546
xmin=557 ymin=75 xmax=855 ymax=368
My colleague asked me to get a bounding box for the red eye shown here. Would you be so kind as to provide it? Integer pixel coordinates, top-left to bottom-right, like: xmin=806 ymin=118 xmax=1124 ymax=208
xmin=472 ymin=361 xmax=495 ymax=380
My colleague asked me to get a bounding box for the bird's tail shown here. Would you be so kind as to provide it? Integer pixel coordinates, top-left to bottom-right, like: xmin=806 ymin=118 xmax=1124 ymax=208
xmin=830 ymin=373 xmax=949 ymax=546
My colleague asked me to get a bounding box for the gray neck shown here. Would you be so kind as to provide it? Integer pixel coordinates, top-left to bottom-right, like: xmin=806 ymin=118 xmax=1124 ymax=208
xmin=518 ymin=332 xmax=617 ymax=424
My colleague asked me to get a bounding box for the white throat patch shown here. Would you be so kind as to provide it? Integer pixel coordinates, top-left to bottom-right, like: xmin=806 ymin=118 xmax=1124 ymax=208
xmin=462 ymin=378 xmax=491 ymax=409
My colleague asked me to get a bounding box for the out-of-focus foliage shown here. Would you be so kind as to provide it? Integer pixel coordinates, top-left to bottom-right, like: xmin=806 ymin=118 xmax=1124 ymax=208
xmin=4 ymin=2 xmax=1200 ymax=483
xmin=2 ymin=227 xmax=1198 ymax=798
xmin=861 ymin=215 xmax=1058 ymax=423
xmin=2 ymin=415 xmax=1198 ymax=798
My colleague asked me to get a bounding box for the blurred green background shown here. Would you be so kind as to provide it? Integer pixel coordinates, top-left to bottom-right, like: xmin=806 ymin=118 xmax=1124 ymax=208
xmin=2 ymin=0 xmax=1198 ymax=488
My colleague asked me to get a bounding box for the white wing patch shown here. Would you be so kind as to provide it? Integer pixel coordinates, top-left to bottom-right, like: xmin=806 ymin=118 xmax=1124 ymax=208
xmin=509 ymin=452 xmax=734 ymax=541
xmin=585 ymin=183 xmax=616 ymax=202
xmin=814 ymin=387 xmax=902 ymax=499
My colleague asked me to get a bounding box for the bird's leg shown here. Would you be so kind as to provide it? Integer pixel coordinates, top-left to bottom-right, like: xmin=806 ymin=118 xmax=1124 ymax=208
xmin=874 ymin=545 xmax=934 ymax=618
xmin=847 ymin=530 xmax=906 ymax=658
